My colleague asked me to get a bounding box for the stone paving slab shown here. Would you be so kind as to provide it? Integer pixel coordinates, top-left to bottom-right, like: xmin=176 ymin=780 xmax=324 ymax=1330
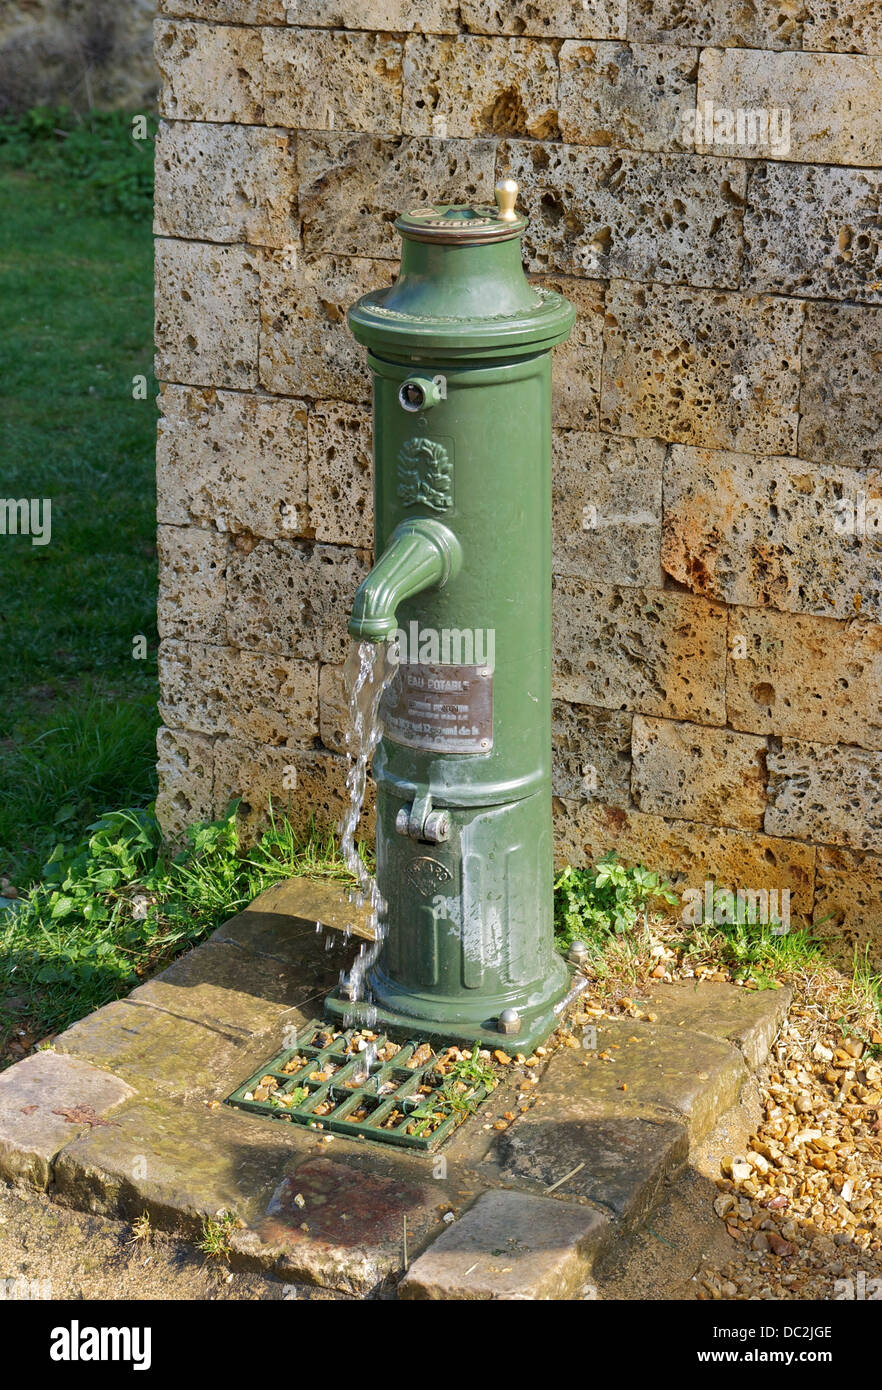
xmin=52 ymin=918 xmax=358 ymax=1102
xmin=398 ymin=1189 xmax=608 ymax=1300
xmin=0 ymin=1051 xmax=135 ymax=1189
xmin=235 ymin=1154 xmax=466 ymax=1296
xmin=494 ymin=1101 xmax=688 ymax=1234
xmin=53 ymin=1000 xmax=279 ymax=1103
xmin=541 ymin=1019 xmax=749 ymax=1141
xmin=52 ymin=1093 xmax=486 ymax=1295
xmin=636 ymin=979 xmax=792 ymax=1072
xmin=54 ymin=1095 xmax=307 ymax=1233
xmin=127 ymin=940 xmax=318 ymax=1038
xmin=213 ymin=877 xmax=373 ymax=960
xmin=208 ymin=906 xmax=317 ymax=963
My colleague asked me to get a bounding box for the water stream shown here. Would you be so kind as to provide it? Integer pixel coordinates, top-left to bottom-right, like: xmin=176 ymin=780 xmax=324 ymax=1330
xmin=337 ymin=638 xmax=396 ymax=1022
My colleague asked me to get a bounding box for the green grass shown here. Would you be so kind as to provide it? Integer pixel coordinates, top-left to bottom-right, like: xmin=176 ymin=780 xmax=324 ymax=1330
xmin=0 ymin=803 xmax=364 ymax=1064
xmin=555 ymin=852 xmax=828 ymax=990
xmin=0 ymin=110 xmax=158 ymax=885
xmin=197 ymin=1210 xmax=241 ymax=1262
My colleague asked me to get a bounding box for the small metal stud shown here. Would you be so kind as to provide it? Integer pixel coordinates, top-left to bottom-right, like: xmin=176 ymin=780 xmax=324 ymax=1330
xmin=567 ymin=940 xmax=590 ymax=967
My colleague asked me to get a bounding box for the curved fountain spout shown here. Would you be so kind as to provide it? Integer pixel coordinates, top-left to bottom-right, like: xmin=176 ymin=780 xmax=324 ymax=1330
xmin=349 ymin=517 xmax=462 ymax=641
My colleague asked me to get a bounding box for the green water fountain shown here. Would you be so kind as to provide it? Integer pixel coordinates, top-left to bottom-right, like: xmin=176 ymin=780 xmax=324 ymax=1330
xmin=324 ymin=180 xmax=577 ymax=1054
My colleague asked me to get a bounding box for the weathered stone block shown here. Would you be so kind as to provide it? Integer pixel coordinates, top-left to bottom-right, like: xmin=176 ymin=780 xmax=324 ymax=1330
xmin=319 ymin=663 xmax=349 ymax=755
xmin=552 ymin=430 xmax=664 ymax=587
xmin=155 ymin=728 xmax=215 ymax=837
xmin=552 ymin=700 xmax=632 ymax=806
xmin=631 ymin=715 xmax=767 ymax=831
xmin=54 ymin=1000 xmax=263 ymax=1101
xmin=0 ymin=1052 xmax=135 ymax=1190
xmin=626 ymin=0 xmax=804 ymax=47
xmin=745 ymin=162 xmax=882 ymax=306
xmin=399 ymin=1189 xmax=608 ymax=1300
xmin=662 ymin=445 xmax=882 ymax=622
xmin=157 ymin=524 xmax=231 ymax=642
xmin=52 ymin=1098 xmax=309 ymax=1238
xmin=799 ymin=303 xmax=882 ymax=471
xmin=155 ymin=239 xmax=260 ymax=389
xmin=288 ymin=0 xmax=459 ymax=29
xmin=497 ymin=1099 xmax=687 ymax=1234
xmin=552 ymin=800 xmax=816 ymax=918
xmin=259 ymin=252 xmax=393 ymax=401
xmin=158 ymin=639 xmax=319 ymax=746
xmin=306 ymin=401 xmax=373 ymax=546
xmin=298 ymin=134 xmax=496 ymax=259
xmin=600 ymin=279 xmax=802 ymax=455
xmin=540 ymin=1019 xmax=748 ymax=1140
xmin=155 ymin=19 xmax=264 ymax=123
xmin=264 ymin=28 xmax=403 ymax=132
xmin=533 ymin=275 xmax=605 ymax=429
xmin=726 ymin=606 xmax=882 ymax=749
xmin=461 ymin=0 xmax=627 ymax=38
xmin=559 ymin=40 xmax=698 ymax=151
xmin=402 ymin=35 xmax=559 ymax=140
xmin=128 ymin=941 xmax=312 ymax=1038
xmin=226 ymin=539 xmax=370 ymax=661
xmin=637 ymin=978 xmax=792 ymax=1073
xmin=243 ymin=1155 xmax=451 ymax=1295
xmin=501 ymin=142 xmax=745 ymax=288
xmin=553 ymin=579 xmax=728 ymax=724
xmin=802 ymin=1 xmax=882 ymax=54
xmin=696 ymin=48 xmax=882 ymax=166
xmin=213 ymin=740 xmax=360 ymax=838
xmin=154 ymin=121 xmax=297 ymax=248
xmin=157 ymin=386 xmax=308 ymax=539
xmin=766 ymin=738 xmax=882 ymax=853
xmin=214 ymin=876 xmax=373 ymax=951
xmin=813 ymin=845 xmax=882 ymax=971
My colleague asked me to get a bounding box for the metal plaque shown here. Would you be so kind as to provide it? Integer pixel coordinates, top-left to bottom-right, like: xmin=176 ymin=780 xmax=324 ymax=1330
xmin=382 ymin=663 xmax=493 ymax=755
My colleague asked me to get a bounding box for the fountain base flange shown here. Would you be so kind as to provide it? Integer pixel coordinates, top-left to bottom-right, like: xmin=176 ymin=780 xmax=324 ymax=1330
xmin=324 ymin=972 xmax=570 ymax=1056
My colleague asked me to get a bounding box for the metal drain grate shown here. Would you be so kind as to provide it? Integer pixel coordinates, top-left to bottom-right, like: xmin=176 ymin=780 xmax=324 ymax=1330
xmin=226 ymin=1020 xmax=498 ymax=1151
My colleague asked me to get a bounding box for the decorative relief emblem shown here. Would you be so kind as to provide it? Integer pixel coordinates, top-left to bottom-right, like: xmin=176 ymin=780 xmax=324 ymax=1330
xmin=406 ymin=856 xmax=452 ymax=896
xmin=397 ymin=437 xmax=453 ymax=512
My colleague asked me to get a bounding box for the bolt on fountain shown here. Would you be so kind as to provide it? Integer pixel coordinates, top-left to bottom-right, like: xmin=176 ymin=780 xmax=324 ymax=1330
xmin=325 ymin=179 xmax=576 ymax=1054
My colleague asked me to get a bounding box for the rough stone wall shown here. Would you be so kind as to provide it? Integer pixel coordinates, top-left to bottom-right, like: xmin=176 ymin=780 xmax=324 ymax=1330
xmin=0 ymin=1 xmax=158 ymax=113
xmin=153 ymin=1 xmax=882 ymax=967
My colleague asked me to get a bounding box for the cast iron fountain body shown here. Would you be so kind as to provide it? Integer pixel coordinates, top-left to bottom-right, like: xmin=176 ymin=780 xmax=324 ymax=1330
xmin=324 ymin=181 xmax=576 ymax=1053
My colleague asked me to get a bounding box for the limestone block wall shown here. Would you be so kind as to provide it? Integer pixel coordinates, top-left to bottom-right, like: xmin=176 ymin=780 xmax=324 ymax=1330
xmin=153 ymin=0 xmax=882 ymax=966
